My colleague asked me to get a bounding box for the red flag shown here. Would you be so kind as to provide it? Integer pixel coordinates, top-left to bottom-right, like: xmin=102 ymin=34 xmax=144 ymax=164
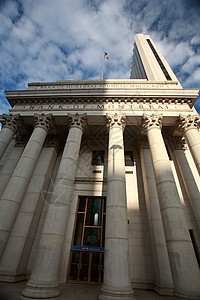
xmin=105 ymin=52 xmax=109 ymax=60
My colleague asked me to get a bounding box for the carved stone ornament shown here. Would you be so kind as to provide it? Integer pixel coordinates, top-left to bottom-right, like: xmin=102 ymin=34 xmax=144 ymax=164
xmin=106 ymin=113 xmax=126 ymax=131
xmin=168 ymin=136 xmax=187 ymax=151
xmin=177 ymin=114 xmax=200 ymax=133
xmin=68 ymin=113 xmax=87 ymax=131
xmin=34 ymin=113 xmax=53 ymax=132
xmin=15 ymin=134 xmax=29 ymax=147
xmin=1 ymin=113 xmax=22 ymax=133
xmin=142 ymin=114 xmax=163 ymax=133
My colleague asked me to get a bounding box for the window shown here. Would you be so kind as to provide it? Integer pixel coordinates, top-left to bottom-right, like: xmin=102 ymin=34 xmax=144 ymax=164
xmin=146 ymin=39 xmax=172 ymax=81
xmin=92 ymin=150 xmax=104 ymax=166
xmin=73 ymin=196 xmax=106 ymax=248
xmin=124 ymin=151 xmax=134 ymax=166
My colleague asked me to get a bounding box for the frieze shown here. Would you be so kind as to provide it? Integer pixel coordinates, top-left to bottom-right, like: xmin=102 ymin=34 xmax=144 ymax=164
xmin=20 ymin=103 xmax=183 ymax=111
xmin=29 ymin=83 xmax=177 ymax=91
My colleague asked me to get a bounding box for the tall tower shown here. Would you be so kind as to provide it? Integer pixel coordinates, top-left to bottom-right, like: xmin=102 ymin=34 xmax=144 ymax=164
xmin=130 ymin=34 xmax=181 ymax=85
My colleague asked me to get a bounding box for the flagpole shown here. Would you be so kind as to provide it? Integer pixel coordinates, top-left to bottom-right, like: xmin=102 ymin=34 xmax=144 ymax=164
xmin=101 ymin=53 xmax=105 ymax=80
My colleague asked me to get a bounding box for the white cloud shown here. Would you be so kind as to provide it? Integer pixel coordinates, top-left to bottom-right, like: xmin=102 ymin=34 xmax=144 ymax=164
xmin=0 ymin=0 xmax=199 ymax=112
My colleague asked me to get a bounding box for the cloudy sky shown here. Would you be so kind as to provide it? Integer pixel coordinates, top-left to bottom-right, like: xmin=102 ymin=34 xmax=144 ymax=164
xmin=0 ymin=0 xmax=200 ymax=114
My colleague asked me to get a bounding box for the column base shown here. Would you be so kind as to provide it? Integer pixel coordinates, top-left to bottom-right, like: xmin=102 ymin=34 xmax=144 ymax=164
xmin=0 ymin=273 xmax=26 ymax=282
xmin=98 ymin=285 xmax=135 ymax=300
xmin=153 ymin=284 xmax=174 ymax=296
xmin=21 ymin=282 xmax=60 ymax=299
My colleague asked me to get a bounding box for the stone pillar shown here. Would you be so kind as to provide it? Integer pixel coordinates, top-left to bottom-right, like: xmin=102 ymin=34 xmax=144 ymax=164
xmin=21 ymin=113 xmax=87 ymax=300
xmin=140 ymin=140 xmax=173 ymax=295
xmin=0 ymin=113 xmax=53 ymax=257
xmin=99 ymin=113 xmax=134 ymax=300
xmin=0 ymin=138 xmax=58 ymax=282
xmin=0 ymin=114 xmax=21 ymax=160
xmin=178 ymin=114 xmax=200 ymax=175
xmin=170 ymin=137 xmax=200 ymax=233
xmin=0 ymin=138 xmax=25 ymax=199
xmin=143 ymin=114 xmax=200 ymax=299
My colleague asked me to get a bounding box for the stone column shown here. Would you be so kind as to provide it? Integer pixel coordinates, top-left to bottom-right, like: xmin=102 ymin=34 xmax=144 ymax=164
xmin=0 ymin=138 xmax=25 ymax=199
xmin=0 ymin=113 xmax=53 ymax=257
xmin=170 ymin=137 xmax=200 ymax=233
xmin=143 ymin=114 xmax=200 ymax=299
xmin=99 ymin=113 xmax=134 ymax=300
xmin=140 ymin=140 xmax=173 ymax=295
xmin=0 ymin=114 xmax=21 ymax=160
xmin=21 ymin=113 xmax=87 ymax=300
xmin=0 ymin=138 xmax=58 ymax=282
xmin=178 ymin=114 xmax=200 ymax=175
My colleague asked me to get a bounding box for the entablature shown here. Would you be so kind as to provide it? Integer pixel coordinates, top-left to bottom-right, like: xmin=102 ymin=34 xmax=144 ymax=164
xmin=5 ymin=79 xmax=199 ymax=108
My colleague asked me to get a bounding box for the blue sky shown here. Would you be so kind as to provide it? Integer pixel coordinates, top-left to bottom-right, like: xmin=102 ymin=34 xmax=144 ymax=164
xmin=0 ymin=0 xmax=200 ymax=114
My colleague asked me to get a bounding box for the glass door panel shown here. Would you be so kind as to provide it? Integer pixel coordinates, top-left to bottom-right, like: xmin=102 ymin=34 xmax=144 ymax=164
xmin=83 ymin=227 xmax=101 ymax=247
xmin=79 ymin=252 xmax=90 ymax=281
xmin=74 ymin=214 xmax=84 ymax=245
xmin=90 ymin=253 xmax=101 ymax=283
xmin=86 ymin=198 xmax=102 ymax=226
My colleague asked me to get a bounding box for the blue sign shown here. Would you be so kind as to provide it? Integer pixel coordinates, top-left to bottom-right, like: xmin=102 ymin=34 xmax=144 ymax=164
xmin=72 ymin=246 xmax=104 ymax=252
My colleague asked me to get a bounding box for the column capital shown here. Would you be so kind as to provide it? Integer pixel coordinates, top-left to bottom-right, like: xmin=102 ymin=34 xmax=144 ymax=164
xmin=177 ymin=114 xmax=200 ymax=133
xmin=1 ymin=114 xmax=22 ymax=133
xmin=34 ymin=113 xmax=53 ymax=132
xmin=168 ymin=136 xmax=187 ymax=151
xmin=142 ymin=114 xmax=163 ymax=133
xmin=68 ymin=113 xmax=87 ymax=131
xmin=106 ymin=113 xmax=126 ymax=131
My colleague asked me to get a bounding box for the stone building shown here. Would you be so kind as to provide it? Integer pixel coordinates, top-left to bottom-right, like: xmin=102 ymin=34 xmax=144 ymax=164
xmin=0 ymin=34 xmax=200 ymax=300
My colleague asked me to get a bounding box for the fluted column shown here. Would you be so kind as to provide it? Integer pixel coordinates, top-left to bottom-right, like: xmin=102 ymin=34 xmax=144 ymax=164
xmin=0 ymin=114 xmax=21 ymax=160
xmin=143 ymin=114 xmax=200 ymax=299
xmin=140 ymin=141 xmax=173 ymax=295
xmin=21 ymin=113 xmax=87 ymax=300
xmin=177 ymin=115 xmax=200 ymax=175
xmin=0 ymin=114 xmax=53 ymax=258
xmin=99 ymin=113 xmax=134 ymax=300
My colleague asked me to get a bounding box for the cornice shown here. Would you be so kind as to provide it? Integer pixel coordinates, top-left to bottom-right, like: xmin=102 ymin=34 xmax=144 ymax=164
xmin=5 ymin=95 xmax=197 ymax=108
xmin=5 ymin=79 xmax=199 ymax=108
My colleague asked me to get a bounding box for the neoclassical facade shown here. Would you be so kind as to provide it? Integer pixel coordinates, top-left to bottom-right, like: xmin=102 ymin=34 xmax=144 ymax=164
xmin=0 ymin=35 xmax=200 ymax=300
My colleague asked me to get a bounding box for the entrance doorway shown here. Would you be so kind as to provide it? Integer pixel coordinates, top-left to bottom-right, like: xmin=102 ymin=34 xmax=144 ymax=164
xmin=68 ymin=196 xmax=106 ymax=284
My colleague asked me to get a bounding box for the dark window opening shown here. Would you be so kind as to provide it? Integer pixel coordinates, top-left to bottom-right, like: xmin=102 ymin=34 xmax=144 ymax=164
xmin=189 ymin=229 xmax=200 ymax=268
xmin=146 ymin=39 xmax=172 ymax=81
xmin=92 ymin=151 xmax=104 ymax=166
xmin=124 ymin=151 xmax=134 ymax=166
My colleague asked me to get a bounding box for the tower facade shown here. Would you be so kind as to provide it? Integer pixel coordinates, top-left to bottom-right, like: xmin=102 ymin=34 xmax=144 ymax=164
xmin=130 ymin=34 xmax=181 ymax=84
xmin=0 ymin=34 xmax=200 ymax=300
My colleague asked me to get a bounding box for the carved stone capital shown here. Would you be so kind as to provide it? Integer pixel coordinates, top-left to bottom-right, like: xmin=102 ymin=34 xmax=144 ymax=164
xmin=15 ymin=134 xmax=29 ymax=147
xmin=68 ymin=113 xmax=87 ymax=131
xmin=1 ymin=114 xmax=22 ymax=133
xmin=142 ymin=114 xmax=163 ymax=133
xmin=106 ymin=113 xmax=126 ymax=131
xmin=177 ymin=114 xmax=200 ymax=133
xmin=168 ymin=137 xmax=187 ymax=151
xmin=34 ymin=113 xmax=53 ymax=132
